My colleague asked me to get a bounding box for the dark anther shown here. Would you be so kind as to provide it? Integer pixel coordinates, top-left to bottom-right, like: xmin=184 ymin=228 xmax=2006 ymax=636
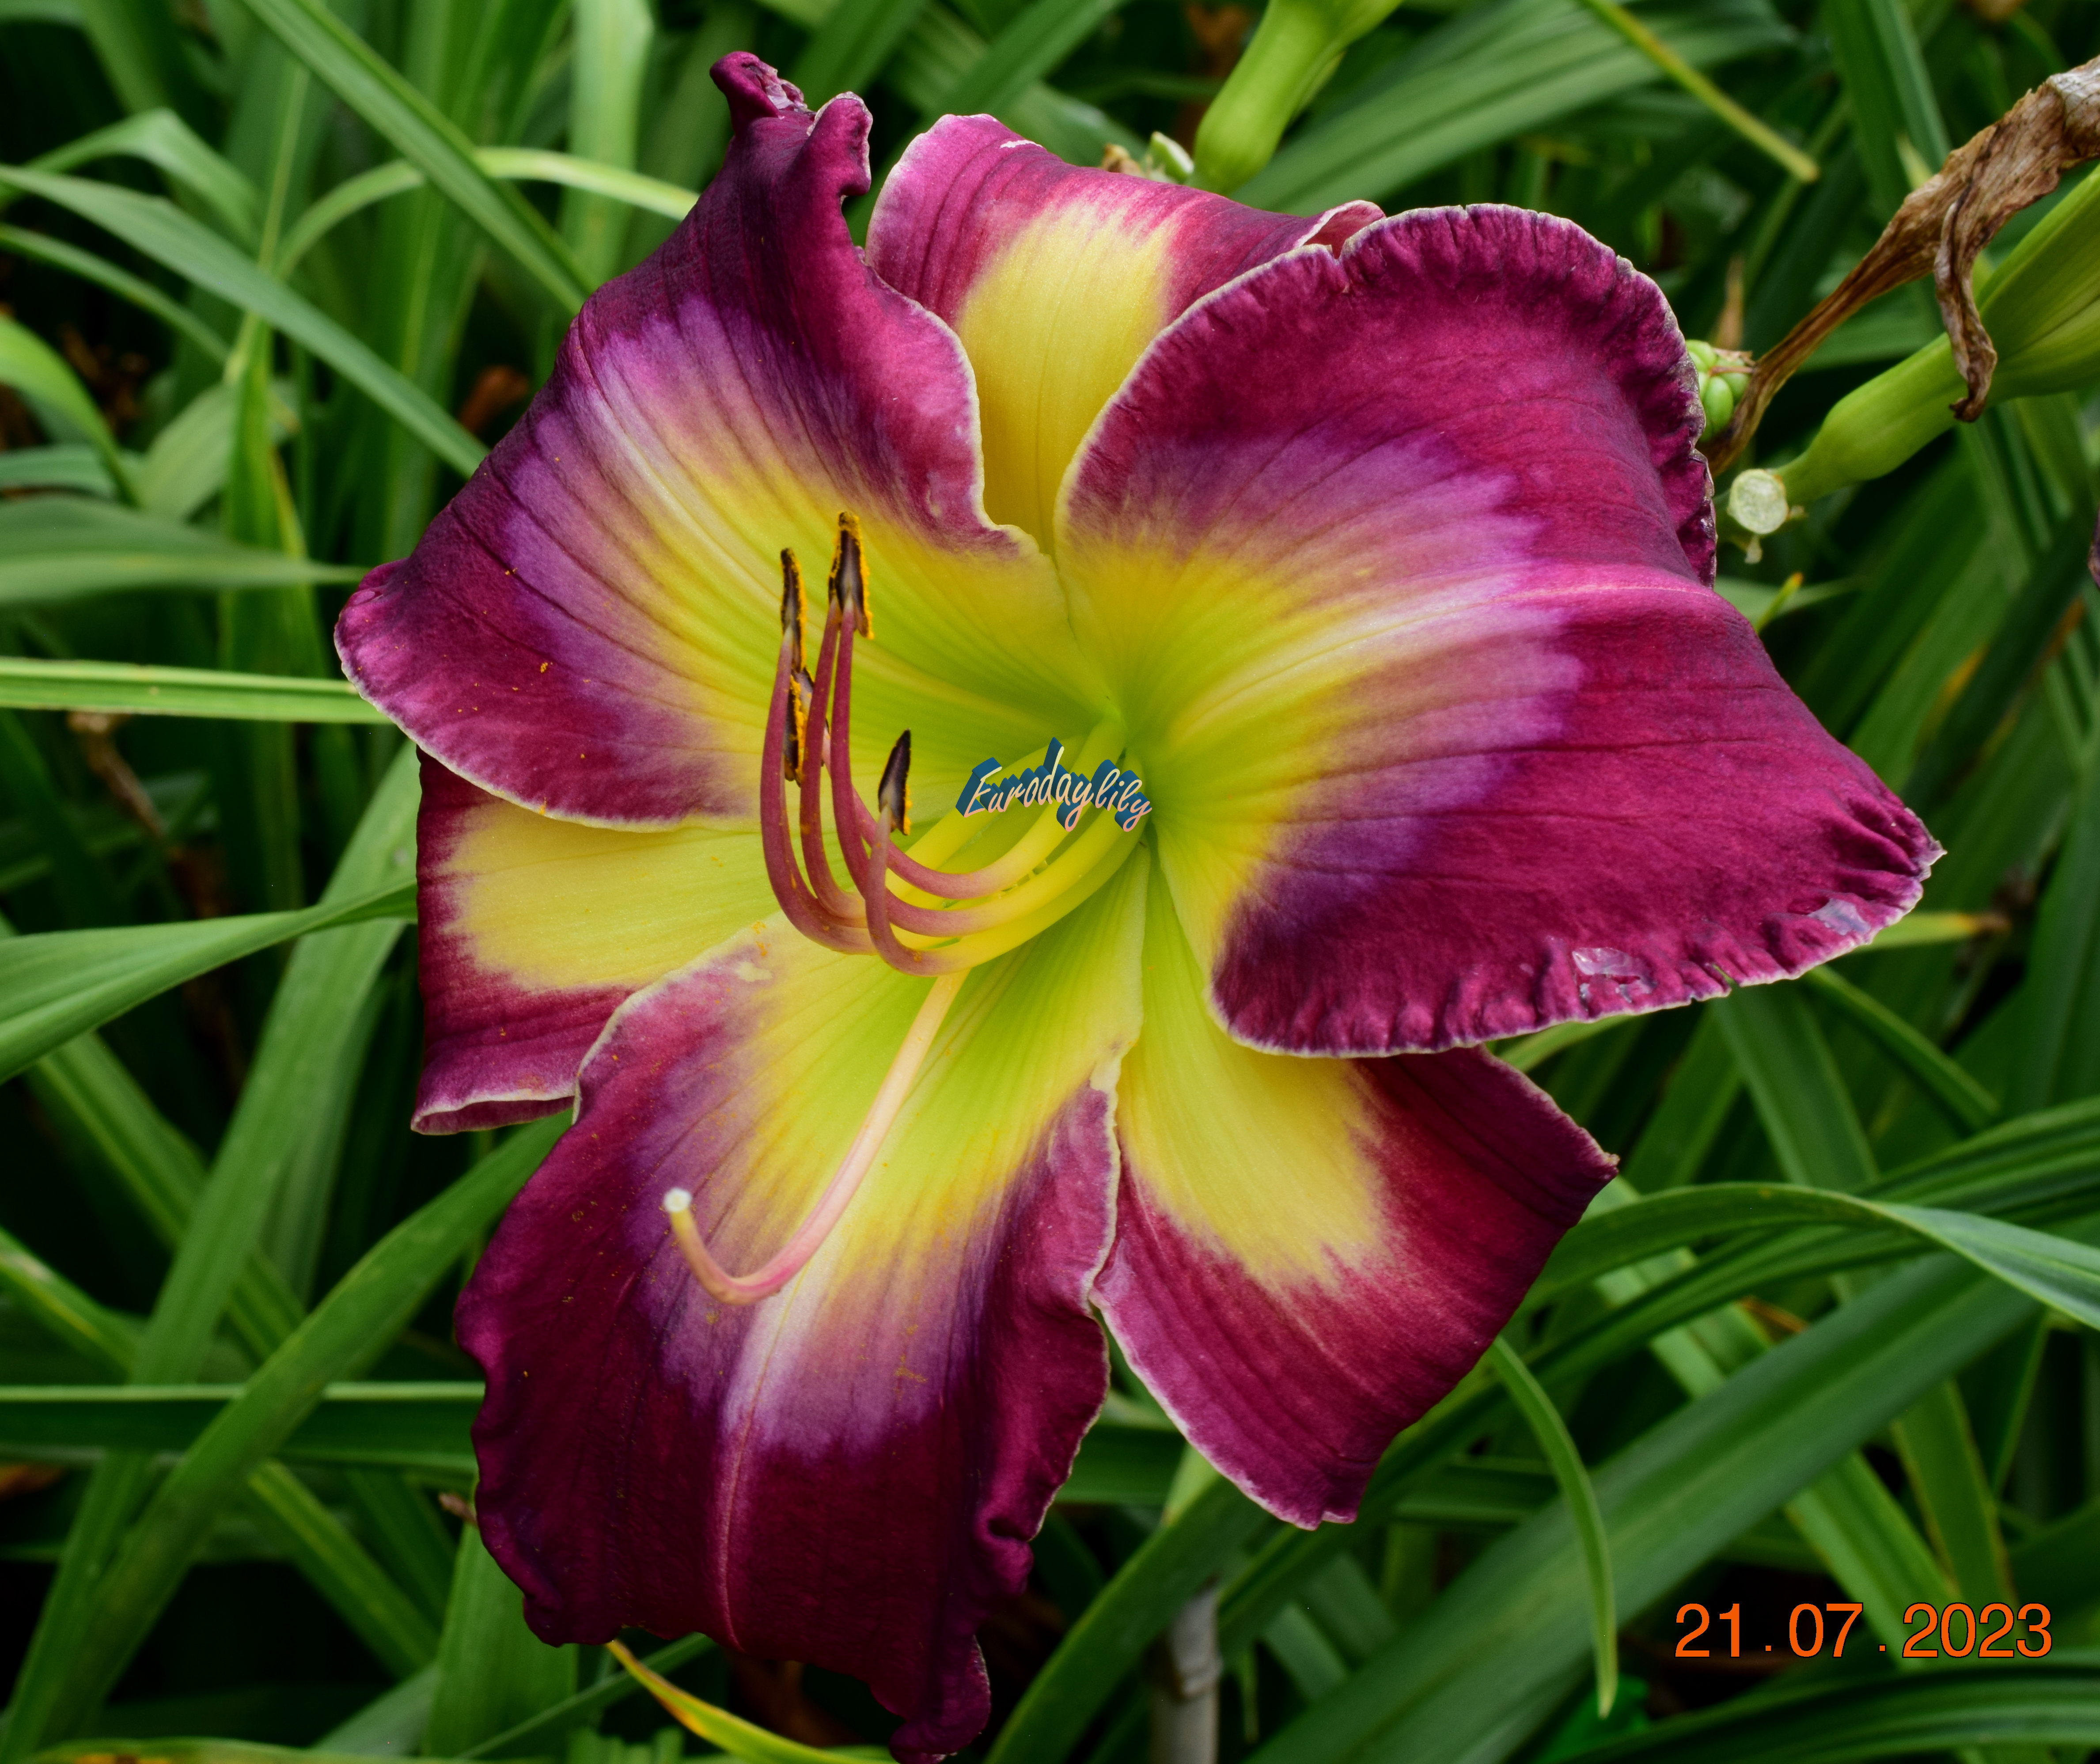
xmin=829 ymin=512 xmax=872 ymax=639
xmin=784 ymin=667 xmax=815 ymax=783
xmin=878 ymin=729 xmax=911 ymax=835
xmin=779 ymin=548 xmax=806 ymax=674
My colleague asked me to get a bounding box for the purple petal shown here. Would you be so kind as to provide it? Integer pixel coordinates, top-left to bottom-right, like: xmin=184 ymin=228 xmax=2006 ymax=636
xmin=458 ymin=861 xmax=1149 ymax=1761
xmin=1095 ymin=884 xmax=1613 ymax=1526
xmin=1057 ymin=204 xmax=1937 ymax=1053
xmin=337 ymin=55 xmax=1090 ymax=831
xmin=867 ymin=114 xmax=1379 ymax=549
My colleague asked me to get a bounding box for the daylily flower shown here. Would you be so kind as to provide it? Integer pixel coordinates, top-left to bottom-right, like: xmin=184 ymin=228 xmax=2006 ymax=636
xmin=337 ymin=54 xmax=1936 ymax=1763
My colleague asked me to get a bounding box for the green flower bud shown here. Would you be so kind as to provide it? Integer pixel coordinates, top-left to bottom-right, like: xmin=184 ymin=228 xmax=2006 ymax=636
xmin=1192 ymin=0 xmax=1404 ymax=193
xmin=1699 ymin=375 xmax=1736 ymax=436
xmin=1684 ymin=339 xmax=1753 ymax=442
xmin=1783 ymin=142 xmax=2100 ymax=505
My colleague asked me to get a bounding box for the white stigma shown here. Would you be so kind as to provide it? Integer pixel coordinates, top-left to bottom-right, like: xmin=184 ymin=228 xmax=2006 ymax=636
xmin=662 ymin=1187 xmax=693 ymax=1215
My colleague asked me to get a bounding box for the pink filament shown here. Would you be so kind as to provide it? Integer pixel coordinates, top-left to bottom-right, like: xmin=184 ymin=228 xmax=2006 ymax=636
xmin=662 ymin=968 xmax=965 ymax=1305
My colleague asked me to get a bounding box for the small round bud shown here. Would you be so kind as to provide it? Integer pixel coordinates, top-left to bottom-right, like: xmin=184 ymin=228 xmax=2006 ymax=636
xmin=1727 ymin=469 xmax=1791 ymax=536
xmin=1686 ymin=339 xmax=1719 ymax=370
xmin=1699 ymin=376 xmax=1736 ymax=436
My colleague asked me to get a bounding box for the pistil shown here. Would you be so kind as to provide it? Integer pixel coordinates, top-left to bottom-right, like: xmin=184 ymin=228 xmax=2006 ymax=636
xmin=661 ymin=968 xmax=965 ymax=1305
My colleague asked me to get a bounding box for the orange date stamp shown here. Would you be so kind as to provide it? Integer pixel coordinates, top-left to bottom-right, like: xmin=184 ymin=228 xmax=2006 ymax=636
xmin=1674 ymin=1600 xmax=2053 ymax=1659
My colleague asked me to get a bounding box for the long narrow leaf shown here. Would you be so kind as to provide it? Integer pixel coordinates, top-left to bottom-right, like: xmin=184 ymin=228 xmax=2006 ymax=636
xmin=610 ymin=1641 xmax=884 ymax=1763
xmin=1487 ymin=1337 xmax=1616 ymax=1718
xmin=0 ymin=876 xmax=413 ymax=1083
xmin=0 ymin=167 xmax=486 ymax=476
xmin=1566 ymin=1669 xmax=2100 ymax=1764
xmin=1801 ymin=966 xmax=1998 ymax=1132
xmin=0 ymin=656 xmax=387 ymax=721
xmin=25 ymin=108 xmax=261 ymax=243
xmin=38 ymin=1116 xmax=567 ymax=1727
xmin=232 ymin=0 xmax=589 ymax=311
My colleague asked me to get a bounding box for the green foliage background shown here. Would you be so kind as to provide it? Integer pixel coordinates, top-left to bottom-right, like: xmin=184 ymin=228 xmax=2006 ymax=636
xmin=4 ymin=0 xmax=2100 ymax=1760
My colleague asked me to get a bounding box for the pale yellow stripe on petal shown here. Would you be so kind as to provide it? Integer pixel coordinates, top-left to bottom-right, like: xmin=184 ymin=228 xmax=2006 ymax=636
xmin=448 ymin=793 xmax=775 ymax=994
xmin=1118 ymin=881 xmax=1383 ymax=1289
xmin=954 ymin=210 xmax=1179 ymax=553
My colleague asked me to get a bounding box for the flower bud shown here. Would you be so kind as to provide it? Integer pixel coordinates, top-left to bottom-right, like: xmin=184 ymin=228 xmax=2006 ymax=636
xmin=1192 ymin=0 xmax=1403 ymax=193
xmin=1685 ymin=340 xmax=1752 ymax=441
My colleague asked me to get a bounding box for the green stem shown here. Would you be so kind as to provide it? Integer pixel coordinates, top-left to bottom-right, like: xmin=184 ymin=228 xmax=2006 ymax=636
xmin=1573 ymin=0 xmax=1819 ymax=182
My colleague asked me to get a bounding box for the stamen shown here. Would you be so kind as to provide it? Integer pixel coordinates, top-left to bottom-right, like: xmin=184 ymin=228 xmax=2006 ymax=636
xmin=661 ymin=969 xmax=966 ymax=1305
xmin=758 ymin=554 xmax=870 ymax=955
xmin=779 ymin=547 xmax=807 ymax=675
xmin=877 ymin=729 xmax=911 ymax=837
xmin=796 ymin=602 xmax=868 ymax=926
xmin=758 ymin=512 xmax=1150 ymax=975
xmin=828 ymin=511 xmax=871 ymax=639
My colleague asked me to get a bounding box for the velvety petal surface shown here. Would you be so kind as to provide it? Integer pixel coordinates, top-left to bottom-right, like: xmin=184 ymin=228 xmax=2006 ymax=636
xmin=1057 ymin=204 xmax=1937 ymax=1054
xmin=337 ymin=56 xmax=1094 ymax=831
xmin=866 ymin=115 xmax=1378 ymax=550
xmin=413 ymin=754 xmax=773 ymax=1132
xmin=1094 ymin=881 xmax=1614 ymax=1527
xmin=459 ymin=855 xmax=1149 ymax=1761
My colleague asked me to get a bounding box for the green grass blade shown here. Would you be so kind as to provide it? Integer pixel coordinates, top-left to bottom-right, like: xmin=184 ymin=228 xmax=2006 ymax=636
xmin=2009 ymin=750 xmax=2100 ymax=1115
xmin=458 ymin=1635 xmax=713 ymax=1760
xmin=233 ymin=0 xmax=589 ymax=311
xmin=1888 ymin=1379 xmax=2013 ymax=1603
xmin=0 ymin=497 xmax=361 ymax=608
xmin=1822 ymin=0 xmax=1948 ymax=217
xmin=0 ymin=878 xmax=414 ymax=1083
xmin=0 ymin=1224 xmax=137 ymax=1375
xmin=1487 ymin=1337 xmax=1616 ymax=1718
xmin=338 ymin=1468 xmax=459 ymax=1624
xmin=1562 ymin=1669 xmax=2100 ymax=1764
xmin=30 ymin=1116 xmax=566 ymax=1731
xmin=1237 ymin=0 xmax=1791 ymax=215
xmin=241 ymin=1461 xmax=441 ymax=1676
xmin=221 ymin=719 xmax=417 ymax=1294
xmin=425 ymin=1525 xmax=577 ymax=1755
xmin=482 ymin=149 xmax=696 ymax=219
xmin=1715 ymin=983 xmax=1878 ymax=1192
xmin=25 ymin=108 xmax=262 ymax=243
xmin=790 ymin=0 xmax=927 ymax=106
xmin=932 ymin=0 xmax=1124 ymax=119
xmin=883 ymin=4 xmax=1139 ymax=163
xmin=1905 ymin=516 xmax=2094 ymax=807
xmin=0 ymin=442 xmax=116 ymax=496
xmin=273 ymin=150 xmax=695 ymax=281
xmin=0 ymin=229 xmax=230 ymax=363
xmin=66 ymin=0 xmax=211 ymax=129
xmin=1568 ymin=0 xmax=1816 ymax=180
xmin=1800 ymin=966 xmax=1998 ymax=1133
xmin=561 ymin=0 xmax=652 ymax=286
xmin=19 ymin=1024 xmax=307 ymax=1360
xmin=1784 ymin=1448 xmax=1952 ymax=1650
xmin=608 ymin=1642 xmax=877 ymax=1764
xmin=0 ymin=1382 xmax=481 ymax=1474
xmin=0 ymin=656 xmax=387 ymax=721
xmin=984 ymin=1473 xmax=1269 ymax=1764
xmin=0 ymin=315 xmax=133 ymax=501
xmin=1242 ymin=1253 xmax=2037 ymax=1762
xmin=0 ymin=709 xmax=124 ymax=927
xmin=0 ymin=167 xmax=486 ymax=476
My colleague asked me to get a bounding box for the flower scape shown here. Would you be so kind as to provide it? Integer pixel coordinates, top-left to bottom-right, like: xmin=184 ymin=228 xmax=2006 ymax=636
xmin=336 ymin=52 xmax=1937 ymax=1764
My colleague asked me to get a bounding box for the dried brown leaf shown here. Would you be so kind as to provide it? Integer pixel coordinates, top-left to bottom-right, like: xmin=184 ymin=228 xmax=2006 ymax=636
xmin=1706 ymin=54 xmax=2100 ymax=474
